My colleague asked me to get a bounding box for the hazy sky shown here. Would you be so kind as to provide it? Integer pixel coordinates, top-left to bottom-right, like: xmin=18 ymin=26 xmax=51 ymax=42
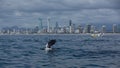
xmin=0 ymin=0 xmax=120 ymax=28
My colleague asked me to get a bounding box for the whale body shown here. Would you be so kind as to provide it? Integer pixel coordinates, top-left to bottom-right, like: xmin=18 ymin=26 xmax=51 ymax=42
xmin=45 ymin=39 xmax=56 ymax=51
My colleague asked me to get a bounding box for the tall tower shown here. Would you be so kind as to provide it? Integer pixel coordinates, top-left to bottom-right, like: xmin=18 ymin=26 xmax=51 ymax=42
xmin=38 ymin=18 xmax=43 ymax=31
xmin=69 ymin=20 xmax=72 ymax=33
xmin=55 ymin=22 xmax=59 ymax=33
xmin=47 ymin=17 xmax=50 ymax=33
xmin=113 ymin=24 xmax=117 ymax=33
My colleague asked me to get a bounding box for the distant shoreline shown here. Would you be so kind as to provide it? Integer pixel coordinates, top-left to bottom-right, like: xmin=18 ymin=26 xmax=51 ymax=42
xmin=0 ymin=33 xmax=120 ymax=35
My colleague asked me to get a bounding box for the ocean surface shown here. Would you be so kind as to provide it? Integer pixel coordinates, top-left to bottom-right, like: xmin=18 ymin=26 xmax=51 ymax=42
xmin=0 ymin=34 xmax=120 ymax=68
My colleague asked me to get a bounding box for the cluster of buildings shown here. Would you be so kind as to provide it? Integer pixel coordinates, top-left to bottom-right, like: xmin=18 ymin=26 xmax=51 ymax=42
xmin=0 ymin=18 xmax=119 ymax=35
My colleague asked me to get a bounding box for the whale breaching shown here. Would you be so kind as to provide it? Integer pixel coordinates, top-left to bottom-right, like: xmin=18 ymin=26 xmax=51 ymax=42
xmin=45 ymin=39 xmax=56 ymax=51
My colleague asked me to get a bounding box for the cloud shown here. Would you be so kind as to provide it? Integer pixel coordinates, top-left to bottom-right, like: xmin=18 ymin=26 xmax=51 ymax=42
xmin=1 ymin=0 xmax=119 ymax=12
xmin=0 ymin=0 xmax=120 ymax=28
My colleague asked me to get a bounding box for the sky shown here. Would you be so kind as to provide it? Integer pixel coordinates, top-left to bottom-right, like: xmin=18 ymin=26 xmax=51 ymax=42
xmin=0 ymin=0 xmax=120 ymax=28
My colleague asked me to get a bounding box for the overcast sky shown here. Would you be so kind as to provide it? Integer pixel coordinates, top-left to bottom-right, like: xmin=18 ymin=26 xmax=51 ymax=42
xmin=0 ymin=0 xmax=120 ymax=28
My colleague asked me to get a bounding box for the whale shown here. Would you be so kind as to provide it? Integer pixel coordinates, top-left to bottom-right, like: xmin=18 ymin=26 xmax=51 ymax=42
xmin=45 ymin=39 xmax=56 ymax=51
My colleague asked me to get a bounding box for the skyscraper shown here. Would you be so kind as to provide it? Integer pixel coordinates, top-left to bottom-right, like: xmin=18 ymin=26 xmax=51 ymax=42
xmin=72 ymin=24 xmax=75 ymax=33
xmin=55 ymin=22 xmax=59 ymax=29
xmin=38 ymin=18 xmax=43 ymax=31
xmin=85 ymin=24 xmax=91 ymax=33
xmin=77 ymin=25 xmax=83 ymax=33
xmin=69 ymin=20 xmax=72 ymax=33
xmin=119 ymin=24 xmax=120 ymax=33
xmin=55 ymin=22 xmax=59 ymax=33
xmin=112 ymin=24 xmax=117 ymax=33
xmin=47 ymin=17 xmax=50 ymax=33
xmin=91 ymin=25 xmax=95 ymax=33
xmin=101 ymin=25 xmax=106 ymax=33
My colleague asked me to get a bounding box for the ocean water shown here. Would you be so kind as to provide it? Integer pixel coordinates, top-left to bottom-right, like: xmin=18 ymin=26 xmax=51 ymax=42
xmin=0 ymin=34 xmax=120 ymax=68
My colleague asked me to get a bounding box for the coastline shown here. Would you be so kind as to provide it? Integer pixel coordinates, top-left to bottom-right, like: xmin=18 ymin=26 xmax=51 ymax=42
xmin=0 ymin=33 xmax=120 ymax=36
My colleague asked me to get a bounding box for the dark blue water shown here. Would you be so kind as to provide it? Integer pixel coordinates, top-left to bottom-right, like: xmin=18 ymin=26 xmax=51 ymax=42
xmin=0 ymin=34 xmax=120 ymax=68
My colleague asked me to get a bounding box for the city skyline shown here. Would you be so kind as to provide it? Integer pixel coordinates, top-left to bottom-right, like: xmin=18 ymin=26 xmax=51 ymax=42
xmin=0 ymin=0 xmax=120 ymax=28
xmin=0 ymin=22 xmax=119 ymax=35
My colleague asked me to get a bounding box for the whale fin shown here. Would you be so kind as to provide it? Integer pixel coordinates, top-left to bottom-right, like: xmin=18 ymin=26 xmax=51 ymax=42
xmin=47 ymin=39 xmax=56 ymax=48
